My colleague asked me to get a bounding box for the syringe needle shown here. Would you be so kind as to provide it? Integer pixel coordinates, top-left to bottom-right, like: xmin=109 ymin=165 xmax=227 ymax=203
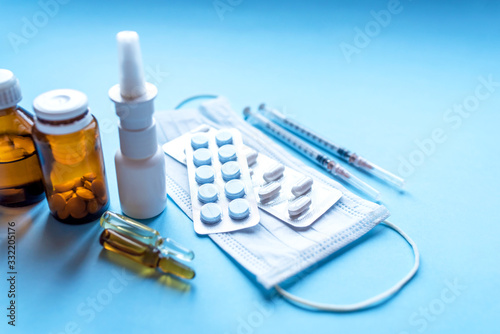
xmin=258 ymin=104 xmax=405 ymax=189
xmin=243 ymin=108 xmax=381 ymax=201
xmin=323 ymin=157 xmax=381 ymax=201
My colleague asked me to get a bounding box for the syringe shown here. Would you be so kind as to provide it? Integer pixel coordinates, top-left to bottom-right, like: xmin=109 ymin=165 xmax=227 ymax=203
xmin=258 ymin=104 xmax=405 ymax=189
xmin=243 ymin=107 xmax=381 ymax=201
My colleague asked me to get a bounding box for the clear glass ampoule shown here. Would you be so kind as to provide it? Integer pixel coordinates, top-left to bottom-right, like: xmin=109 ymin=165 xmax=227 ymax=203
xmin=99 ymin=229 xmax=195 ymax=280
xmin=100 ymin=211 xmax=194 ymax=261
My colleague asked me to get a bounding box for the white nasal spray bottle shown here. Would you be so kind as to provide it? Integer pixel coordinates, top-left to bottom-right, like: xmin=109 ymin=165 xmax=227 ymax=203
xmin=109 ymin=31 xmax=166 ymax=219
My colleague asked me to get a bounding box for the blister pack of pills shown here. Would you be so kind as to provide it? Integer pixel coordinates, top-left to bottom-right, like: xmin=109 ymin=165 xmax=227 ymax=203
xmin=242 ymin=146 xmax=342 ymax=228
xmin=184 ymin=128 xmax=260 ymax=234
xmin=163 ymin=125 xmax=342 ymax=228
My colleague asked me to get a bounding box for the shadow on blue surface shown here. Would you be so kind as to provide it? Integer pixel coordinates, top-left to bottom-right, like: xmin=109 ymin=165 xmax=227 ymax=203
xmin=0 ymin=201 xmax=45 ymax=242
xmin=38 ymin=214 xmax=101 ymax=276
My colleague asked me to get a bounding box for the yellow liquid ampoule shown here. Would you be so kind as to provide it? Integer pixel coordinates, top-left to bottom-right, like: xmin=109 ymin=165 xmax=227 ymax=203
xmin=99 ymin=229 xmax=195 ymax=280
xmin=100 ymin=211 xmax=195 ymax=261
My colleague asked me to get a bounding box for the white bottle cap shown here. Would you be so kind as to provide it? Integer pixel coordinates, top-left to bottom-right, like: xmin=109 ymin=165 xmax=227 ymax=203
xmin=0 ymin=69 xmax=22 ymax=109
xmin=33 ymin=89 xmax=92 ymax=135
xmin=33 ymin=89 xmax=88 ymax=121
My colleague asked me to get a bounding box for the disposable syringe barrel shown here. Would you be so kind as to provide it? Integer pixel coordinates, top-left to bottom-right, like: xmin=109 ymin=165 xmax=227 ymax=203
xmin=243 ymin=108 xmax=380 ymax=201
xmin=258 ymin=104 xmax=405 ymax=188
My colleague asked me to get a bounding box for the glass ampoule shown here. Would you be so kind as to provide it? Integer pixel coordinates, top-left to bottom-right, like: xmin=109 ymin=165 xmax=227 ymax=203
xmin=100 ymin=211 xmax=194 ymax=261
xmin=99 ymin=229 xmax=195 ymax=280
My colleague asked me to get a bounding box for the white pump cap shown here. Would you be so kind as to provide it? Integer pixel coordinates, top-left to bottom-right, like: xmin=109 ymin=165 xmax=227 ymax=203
xmin=109 ymin=31 xmax=157 ymax=131
xmin=0 ymin=69 xmax=22 ymax=109
xmin=109 ymin=30 xmax=159 ymax=159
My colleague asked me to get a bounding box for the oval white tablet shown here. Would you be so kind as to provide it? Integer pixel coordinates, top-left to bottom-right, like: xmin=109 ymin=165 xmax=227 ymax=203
xmin=288 ymin=196 xmax=312 ymax=217
xmin=218 ymin=144 xmax=237 ymax=163
xmin=215 ymin=130 xmax=233 ymax=147
xmin=195 ymin=165 xmax=215 ymax=184
xmin=221 ymin=161 xmax=241 ymax=181
xmin=197 ymin=183 xmax=219 ymax=203
xmin=258 ymin=182 xmax=281 ymax=201
xmin=263 ymin=163 xmax=284 ymax=182
xmin=191 ymin=134 xmax=209 ymax=150
xmin=225 ymin=179 xmax=246 ymax=200
xmin=246 ymin=150 xmax=258 ymax=166
xmin=190 ymin=124 xmax=210 ymax=133
xmin=200 ymin=203 xmax=222 ymax=224
xmin=193 ymin=148 xmax=212 ymax=166
xmin=228 ymin=199 xmax=250 ymax=220
xmin=291 ymin=176 xmax=313 ymax=197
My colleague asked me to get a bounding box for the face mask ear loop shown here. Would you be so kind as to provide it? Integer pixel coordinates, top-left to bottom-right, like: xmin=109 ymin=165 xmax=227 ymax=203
xmin=274 ymin=220 xmax=420 ymax=312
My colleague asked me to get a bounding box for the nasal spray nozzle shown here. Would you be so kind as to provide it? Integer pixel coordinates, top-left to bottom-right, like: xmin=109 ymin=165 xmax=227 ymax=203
xmin=110 ymin=31 xmax=157 ymax=133
xmin=109 ymin=31 xmax=167 ymax=219
xmin=117 ymin=31 xmax=147 ymax=99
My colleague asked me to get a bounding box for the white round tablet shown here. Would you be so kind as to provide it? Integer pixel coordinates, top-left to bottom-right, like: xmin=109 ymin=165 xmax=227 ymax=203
xmin=193 ymin=148 xmax=212 ymax=166
xmin=215 ymin=130 xmax=233 ymax=146
xmin=198 ymin=183 xmax=218 ymax=203
xmin=195 ymin=165 xmax=215 ymax=184
xmin=218 ymin=145 xmax=237 ymax=163
xmin=224 ymin=179 xmax=246 ymax=200
xmin=191 ymin=134 xmax=209 ymax=150
xmin=200 ymin=203 xmax=222 ymax=224
xmin=228 ymin=199 xmax=250 ymax=220
xmin=221 ymin=161 xmax=241 ymax=181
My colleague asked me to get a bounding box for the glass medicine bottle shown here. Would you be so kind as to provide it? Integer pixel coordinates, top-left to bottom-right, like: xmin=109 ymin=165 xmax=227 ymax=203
xmin=32 ymin=89 xmax=109 ymax=224
xmin=0 ymin=69 xmax=45 ymax=207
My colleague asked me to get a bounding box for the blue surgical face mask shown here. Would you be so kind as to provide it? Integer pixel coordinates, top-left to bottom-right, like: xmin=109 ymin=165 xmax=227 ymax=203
xmin=156 ymin=97 xmax=419 ymax=312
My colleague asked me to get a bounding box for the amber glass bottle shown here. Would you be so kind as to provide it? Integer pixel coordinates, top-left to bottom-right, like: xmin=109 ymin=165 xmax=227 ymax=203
xmin=0 ymin=69 xmax=44 ymax=207
xmin=32 ymin=89 xmax=109 ymax=224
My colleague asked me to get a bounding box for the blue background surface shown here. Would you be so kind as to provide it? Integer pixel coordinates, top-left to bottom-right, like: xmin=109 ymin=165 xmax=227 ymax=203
xmin=1 ymin=0 xmax=499 ymax=333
